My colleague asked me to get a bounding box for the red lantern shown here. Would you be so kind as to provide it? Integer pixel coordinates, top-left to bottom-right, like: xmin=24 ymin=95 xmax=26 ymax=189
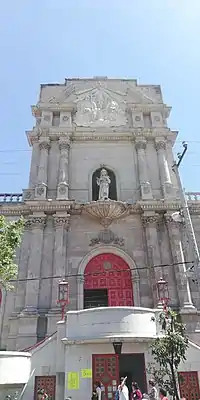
xmin=57 ymin=279 xmax=69 ymax=320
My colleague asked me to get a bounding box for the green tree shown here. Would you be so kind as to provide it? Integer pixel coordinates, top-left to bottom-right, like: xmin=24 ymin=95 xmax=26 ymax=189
xmin=148 ymin=309 xmax=189 ymax=400
xmin=0 ymin=216 xmax=24 ymax=289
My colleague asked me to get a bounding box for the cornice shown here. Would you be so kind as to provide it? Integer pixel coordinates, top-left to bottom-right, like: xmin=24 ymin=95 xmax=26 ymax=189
xmin=127 ymin=103 xmax=171 ymax=118
xmin=36 ymin=102 xmax=77 ymax=113
xmin=1 ymin=198 xmax=200 ymax=217
xmin=26 ymin=127 xmax=177 ymax=146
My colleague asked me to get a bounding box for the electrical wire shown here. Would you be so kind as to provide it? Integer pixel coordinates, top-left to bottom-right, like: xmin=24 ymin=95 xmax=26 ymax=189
xmin=9 ymin=259 xmax=194 ymax=283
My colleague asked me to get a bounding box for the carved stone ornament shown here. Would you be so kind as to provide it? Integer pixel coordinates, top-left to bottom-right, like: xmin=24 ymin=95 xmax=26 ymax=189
xmin=56 ymin=182 xmax=69 ymax=200
xmin=39 ymin=139 xmax=50 ymax=151
xmin=59 ymin=138 xmax=70 ymax=151
xmin=84 ymin=199 xmax=128 ymax=228
xmin=35 ymin=183 xmax=47 ymax=199
xmin=23 ymin=189 xmax=33 ymax=200
xmin=74 ymin=86 xmax=127 ymax=127
xmin=141 ymin=214 xmax=159 ymax=227
xmin=26 ymin=216 xmax=46 ymax=229
xmin=135 ymin=139 xmax=146 ymax=150
xmin=90 ymin=229 xmax=125 ymax=247
xmin=155 ymin=140 xmax=166 ymax=151
xmin=53 ymin=214 xmax=70 ymax=228
xmin=43 ymin=114 xmax=51 ymax=121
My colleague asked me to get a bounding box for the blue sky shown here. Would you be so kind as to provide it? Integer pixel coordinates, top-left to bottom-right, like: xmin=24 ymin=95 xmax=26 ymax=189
xmin=0 ymin=0 xmax=200 ymax=193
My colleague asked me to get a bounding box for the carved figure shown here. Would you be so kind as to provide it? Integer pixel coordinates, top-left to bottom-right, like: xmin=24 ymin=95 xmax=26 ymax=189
xmin=96 ymin=168 xmax=111 ymax=200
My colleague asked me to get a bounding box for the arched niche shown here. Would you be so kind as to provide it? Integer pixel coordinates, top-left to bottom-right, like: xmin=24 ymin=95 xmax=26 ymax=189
xmin=92 ymin=167 xmax=117 ymax=201
xmin=77 ymin=246 xmax=140 ymax=309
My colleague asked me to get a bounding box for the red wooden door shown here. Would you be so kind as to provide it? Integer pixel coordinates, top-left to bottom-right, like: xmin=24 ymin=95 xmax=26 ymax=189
xmin=34 ymin=376 xmax=56 ymax=400
xmin=84 ymin=253 xmax=133 ymax=306
xmin=178 ymin=371 xmax=200 ymax=400
xmin=93 ymin=354 xmax=119 ymax=400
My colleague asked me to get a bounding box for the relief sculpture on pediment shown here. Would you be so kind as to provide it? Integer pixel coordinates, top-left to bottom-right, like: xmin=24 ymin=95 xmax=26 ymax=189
xmin=74 ymin=88 xmax=127 ymax=127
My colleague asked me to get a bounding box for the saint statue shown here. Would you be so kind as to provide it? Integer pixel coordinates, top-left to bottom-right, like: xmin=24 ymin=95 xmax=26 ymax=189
xmin=97 ymin=168 xmax=111 ymax=200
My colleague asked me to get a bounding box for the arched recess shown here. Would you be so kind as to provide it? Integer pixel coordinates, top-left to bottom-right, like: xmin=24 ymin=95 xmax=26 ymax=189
xmin=77 ymin=246 xmax=140 ymax=309
xmin=92 ymin=167 xmax=117 ymax=201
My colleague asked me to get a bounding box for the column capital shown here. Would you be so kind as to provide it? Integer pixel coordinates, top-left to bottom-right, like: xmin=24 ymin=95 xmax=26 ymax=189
xmin=164 ymin=213 xmax=182 ymax=229
xmin=141 ymin=214 xmax=159 ymax=227
xmin=39 ymin=138 xmax=50 ymax=151
xmin=53 ymin=214 xmax=70 ymax=229
xmin=26 ymin=215 xmax=46 ymax=230
xmin=59 ymin=137 xmax=70 ymax=151
xmin=155 ymin=138 xmax=166 ymax=151
xmin=135 ymin=138 xmax=146 ymax=150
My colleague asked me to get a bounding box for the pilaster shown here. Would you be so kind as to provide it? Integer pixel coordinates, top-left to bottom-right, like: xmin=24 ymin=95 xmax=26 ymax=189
xmin=141 ymin=213 xmax=162 ymax=307
xmin=135 ymin=139 xmax=153 ymax=200
xmin=35 ymin=138 xmax=50 ymax=199
xmin=56 ymin=137 xmax=70 ymax=200
xmin=23 ymin=215 xmax=46 ymax=313
xmin=14 ymin=219 xmax=31 ymax=313
xmin=47 ymin=214 xmax=70 ymax=334
xmin=155 ymin=138 xmax=174 ymax=198
xmin=165 ymin=214 xmax=195 ymax=310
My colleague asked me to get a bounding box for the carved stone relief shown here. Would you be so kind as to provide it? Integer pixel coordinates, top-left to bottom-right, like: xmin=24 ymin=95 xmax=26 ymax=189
xmin=74 ymin=87 xmax=127 ymax=127
xmin=89 ymin=229 xmax=125 ymax=247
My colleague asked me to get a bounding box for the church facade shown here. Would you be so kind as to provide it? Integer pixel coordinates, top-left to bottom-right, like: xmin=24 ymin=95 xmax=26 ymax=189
xmin=1 ymin=77 xmax=200 ymax=399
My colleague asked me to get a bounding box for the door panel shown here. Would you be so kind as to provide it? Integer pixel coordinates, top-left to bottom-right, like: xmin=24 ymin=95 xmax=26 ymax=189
xmin=178 ymin=371 xmax=200 ymax=400
xmin=84 ymin=253 xmax=134 ymax=307
xmin=34 ymin=376 xmax=56 ymax=400
xmin=93 ymin=354 xmax=119 ymax=400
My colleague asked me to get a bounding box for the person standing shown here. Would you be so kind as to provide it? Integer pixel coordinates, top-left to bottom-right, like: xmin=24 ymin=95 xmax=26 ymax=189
xmin=118 ymin=377 xmax=129 ymax=400
xmin=131 ymin=382 xmax=143 ymax=400
xmin=148 ymin=380 xmax=158 ymax=400
xmin=159 ymin=388 xmax=168 ymax=400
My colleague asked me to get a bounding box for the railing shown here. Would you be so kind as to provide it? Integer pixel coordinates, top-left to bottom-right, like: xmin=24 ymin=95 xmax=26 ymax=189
xmin=186 ymin=192 xmax=200 ymax=201
xmin=0 ymin=193 xmax=23 ymax=203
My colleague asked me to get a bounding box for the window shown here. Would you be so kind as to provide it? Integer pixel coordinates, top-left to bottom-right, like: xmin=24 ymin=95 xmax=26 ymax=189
xmin=92 ymin=167 xmax=117 ymax=201
xmin=52 ymin=112 xmax=60 ymax=126
xmin=84 ymin=289 xmax=108 ymax=309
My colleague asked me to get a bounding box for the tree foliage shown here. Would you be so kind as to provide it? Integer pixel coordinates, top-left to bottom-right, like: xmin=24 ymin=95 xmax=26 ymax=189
xmin=148 ymin=309 xmax=189 ymax=400
xmin=0 ymin=216 xmax=24 ymax=289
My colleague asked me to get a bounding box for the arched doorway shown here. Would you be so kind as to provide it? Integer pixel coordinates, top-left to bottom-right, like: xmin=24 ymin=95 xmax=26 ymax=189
xmin=84 ymin=253 xmax=134 ymax=308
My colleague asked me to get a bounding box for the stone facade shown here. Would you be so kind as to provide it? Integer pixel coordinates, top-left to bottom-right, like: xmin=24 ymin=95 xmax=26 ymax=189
xmin=0 ymin=77 xmax=200 ymax=353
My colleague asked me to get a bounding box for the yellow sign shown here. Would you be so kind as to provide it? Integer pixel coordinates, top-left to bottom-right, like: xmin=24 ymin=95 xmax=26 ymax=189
xmin=81 ymin=369 xmax=92 ymax=378
xmin=67 ymin=372 xmax=79 ymax=390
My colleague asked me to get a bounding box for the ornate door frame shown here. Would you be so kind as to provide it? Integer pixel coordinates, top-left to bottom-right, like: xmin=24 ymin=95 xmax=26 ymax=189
xmin=84 ymin=253 xmax=134 ymax=306
xmin=77 ymin=246 xmax=140 ymax=309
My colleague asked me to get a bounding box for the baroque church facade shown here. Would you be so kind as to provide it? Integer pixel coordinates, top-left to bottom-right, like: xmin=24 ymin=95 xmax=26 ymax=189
xmin=1 ymin=77 xmax=200 ymax=399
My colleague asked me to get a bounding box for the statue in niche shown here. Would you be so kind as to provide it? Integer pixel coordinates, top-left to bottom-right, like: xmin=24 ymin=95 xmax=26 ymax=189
xmin=96 ymin=168 xmax=111 ymax=200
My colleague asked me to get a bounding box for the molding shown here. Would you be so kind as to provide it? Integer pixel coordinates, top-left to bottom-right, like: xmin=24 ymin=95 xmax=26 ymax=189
xmin=26 ymin=127 xmax=177 ymax=146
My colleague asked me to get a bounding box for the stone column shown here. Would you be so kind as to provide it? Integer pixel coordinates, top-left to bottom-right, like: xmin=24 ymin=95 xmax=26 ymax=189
xmin=14 ymin=220 xmax=32 ymax=313
xmin=165 ymin=214 xmax=195 ymax=310
xmin=56 ymin=137 xmax=70 ymax=200
xmin=23 ymin=215 xmax=46 ymax=312
xmin=135 ymin=139 xmax=153 ymax=200
xmin=47 ymin=214 xmax=70 ymax=334
xmin=17 ymin=215 xmax=46 ymax=349
xmin=35 ymin=138 xmax=50 ymax=199
xmin=155 ymin=138 xmax=173 ymax=198
xmin=142 ymin=213 xmax=162 ymax=307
